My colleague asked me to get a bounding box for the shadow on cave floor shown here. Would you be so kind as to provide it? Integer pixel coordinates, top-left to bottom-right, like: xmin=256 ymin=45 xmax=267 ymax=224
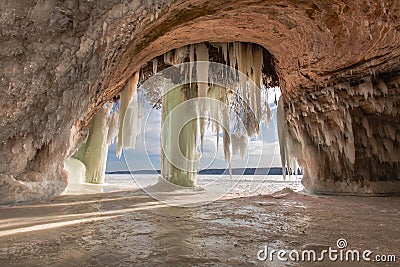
xmin=0 ymin=189 xmax=399 ymax=266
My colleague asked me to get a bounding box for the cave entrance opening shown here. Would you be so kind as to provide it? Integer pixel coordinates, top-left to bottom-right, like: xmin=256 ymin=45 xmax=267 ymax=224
xmin=64 ymin=42 xmax=303 ymax=194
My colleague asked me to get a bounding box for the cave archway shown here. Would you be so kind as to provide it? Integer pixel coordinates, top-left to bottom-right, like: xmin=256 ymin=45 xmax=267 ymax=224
xmin=1 ymin=0 xmax=399 ymax=203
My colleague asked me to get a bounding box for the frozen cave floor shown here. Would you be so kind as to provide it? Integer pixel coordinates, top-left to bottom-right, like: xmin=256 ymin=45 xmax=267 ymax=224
xmin=0 ymin=184 xmax=399 ymax=266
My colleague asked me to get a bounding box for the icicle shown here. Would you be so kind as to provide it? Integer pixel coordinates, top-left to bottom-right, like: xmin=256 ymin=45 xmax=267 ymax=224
xmin=253 ymin=46 xmax=263 ymax=120
xmin=262 ymin=100 xmax=273 ymax=127
xmin=277 ymin=97 xmax=298 ymax=180
xmin=277 ymin=98 xmax=288 ymax=179
xmin=207 ymin=85 xmax=219 ymax=146
xmin=152 ymin=58 xmax=158 ymax=74
xmin=377 ymin=79 xmax=388 ymax=95
xmin=189 ymin=44 xmax=195 ymax=85
xmin=222 ymin=43 xmax=228 ymax=63
xmin=107 ymin=108 xmax=119 ymax=145
xmin=196 ymin=43 xmax=210 ymax=148
xmin=246 ymin=44 xmax=257 ymax=124
xmin=228 ymin=43 xmax=236 ymax=78
xmin=220 ymin=88 xmax=232 ymax=178
xmin=244 ymin=45 xmax=262 ymax=136
xmin=155 ymin=42 xmax=274 ymax=185
xmin=164 ymin=51 xmax=174 ymax=65
xmin=196 ymin=43 xmax=210 ymax=95
xmin=208 ymin=85 xmax=229 ymax=149
xmin=116 ymin=72 xmax=139 ymax=158
xmin=175 ymin=46 xmax=187 ymax=65
xmin=164 ymin=47 xmax=188 ymax=66
xmin=121 ymin=92 xmax=143 ymax=149
xmin=359 ymin=79 xmax=373 ymax=99
xmin=239 ymin=134 xmax=249 ymax=159
xmin=237 ymin=42 xmax=247 ymax=95
xmin=234 ymin=42 xmax=241 ymax=71
xmin=231 ymin=133 xmax=249 ymax=160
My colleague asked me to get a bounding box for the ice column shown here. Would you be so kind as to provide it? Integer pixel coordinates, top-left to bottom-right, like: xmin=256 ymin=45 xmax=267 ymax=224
xmin=161 ymin=84 xmax=199 ymax=187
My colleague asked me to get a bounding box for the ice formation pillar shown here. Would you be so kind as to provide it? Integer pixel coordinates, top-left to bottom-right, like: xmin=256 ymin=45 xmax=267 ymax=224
xmin=160 ymin=84 xmax=200 ymax=187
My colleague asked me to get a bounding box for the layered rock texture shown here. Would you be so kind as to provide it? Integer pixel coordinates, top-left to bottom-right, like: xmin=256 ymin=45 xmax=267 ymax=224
xmin=1 ymin=0 xmax=399 ymax=203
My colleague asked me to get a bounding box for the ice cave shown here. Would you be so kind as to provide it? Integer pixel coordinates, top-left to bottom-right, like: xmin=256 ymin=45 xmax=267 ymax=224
xmin=0 ymin=0 xmax=399 ymax=266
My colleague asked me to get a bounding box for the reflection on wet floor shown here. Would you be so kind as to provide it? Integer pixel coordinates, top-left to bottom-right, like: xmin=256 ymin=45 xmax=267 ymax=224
xmin=0 ymin=188 xmax=399 ymax=266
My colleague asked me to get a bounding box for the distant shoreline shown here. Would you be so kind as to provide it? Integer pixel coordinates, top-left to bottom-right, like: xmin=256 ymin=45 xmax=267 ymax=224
xmin=106 ymin=167 xmax=302 ymax=175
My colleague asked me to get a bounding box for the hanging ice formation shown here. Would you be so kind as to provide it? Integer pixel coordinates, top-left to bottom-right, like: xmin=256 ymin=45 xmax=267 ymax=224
xmin=159 ymin=42 xmax=269 ymax=186
xmin=196 ymin=43 xmax=210 ymax=148
xmin=161 ymin=83 xmax=200 ymax=186
xmin=277 ymin=97 xmax=298 ymax=179
xmin=261 ymin=87 xmax=273 ymax=127
xmin=65 ymin=42 xmax=276 ymax=187
xmin=70 ymin=103 xmax=120 ymax=184
xmin=119 ymin=87 xmax=143 ymax=150
xmin=106 ymin=110 xmax=119 ymax=145
xmin=65 ymin=72 xmax=142 ymax=184
xmin=116 ymin=72 xmax=142 ymax=158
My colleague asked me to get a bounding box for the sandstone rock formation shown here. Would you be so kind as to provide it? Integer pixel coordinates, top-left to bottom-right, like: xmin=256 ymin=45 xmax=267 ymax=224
xmin=1 ymin=0 xmax=399 ymax=203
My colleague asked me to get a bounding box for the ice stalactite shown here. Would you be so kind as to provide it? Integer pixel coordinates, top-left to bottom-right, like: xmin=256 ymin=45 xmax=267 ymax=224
xmin=65 ymin=73 xmax=142 ymax=185
xmin=106 ymin=109 xmax=119 ymax=145
xmin=252 ymin=46 xmax=263 ymax=121
xmin=196 ymin=43 xmax=210 ymax=148
xmin=261 ymin=98 xmax=273 ymax=127
xmin=277 ymin=97 xmax=298 ymax=179
xmin=221 ymin=89 xmax=232 ymax=177
xmin=227 ymin=42 xmax=263 ymax=137
xmin=120 ymin=91 xmax=143 ymax=150
xmin=261 ymin=87 xmax=273 ymax=127
xmin=231 ymin=133 xmax=249 ymax=160
xmin=164 ymin=46 xmax=188 ymax=66
xmin=207 ymin=85 xmax=232 ymax=176
xmin=189 ymin=44 xmax=195 ymax=84
xmin=196 ymin=43 xmax=210 ymax=95
xmin=157 ymin=42 xmax=270 ymax=185
xmin=117 ymin=72 xmax=139 ymax=158
xmin=207 ymin=85 xmax=223 ymax=147
xmin=221 ymin=43 xmax=228 ymax=64
xmin=285 ymin=75 xmax=400 ymax=194
xmin=152 ymin=58 xmax=158 ymax=74
xmin=65 ymin=42 xmax=272 ymax=188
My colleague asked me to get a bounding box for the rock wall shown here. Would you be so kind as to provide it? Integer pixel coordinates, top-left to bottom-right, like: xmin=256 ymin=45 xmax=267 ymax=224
xmin=285 ymin=74 xmax=400 ymax=194
xmin=0 ymin=0 xmax=175 ymax=203
xmin=1 ymin=0 xmax=400 ymax=203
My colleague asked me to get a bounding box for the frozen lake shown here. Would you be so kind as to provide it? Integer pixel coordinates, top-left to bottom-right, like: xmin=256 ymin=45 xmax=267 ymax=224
xmin=64 ymin=174 xmax=303 ymax=206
